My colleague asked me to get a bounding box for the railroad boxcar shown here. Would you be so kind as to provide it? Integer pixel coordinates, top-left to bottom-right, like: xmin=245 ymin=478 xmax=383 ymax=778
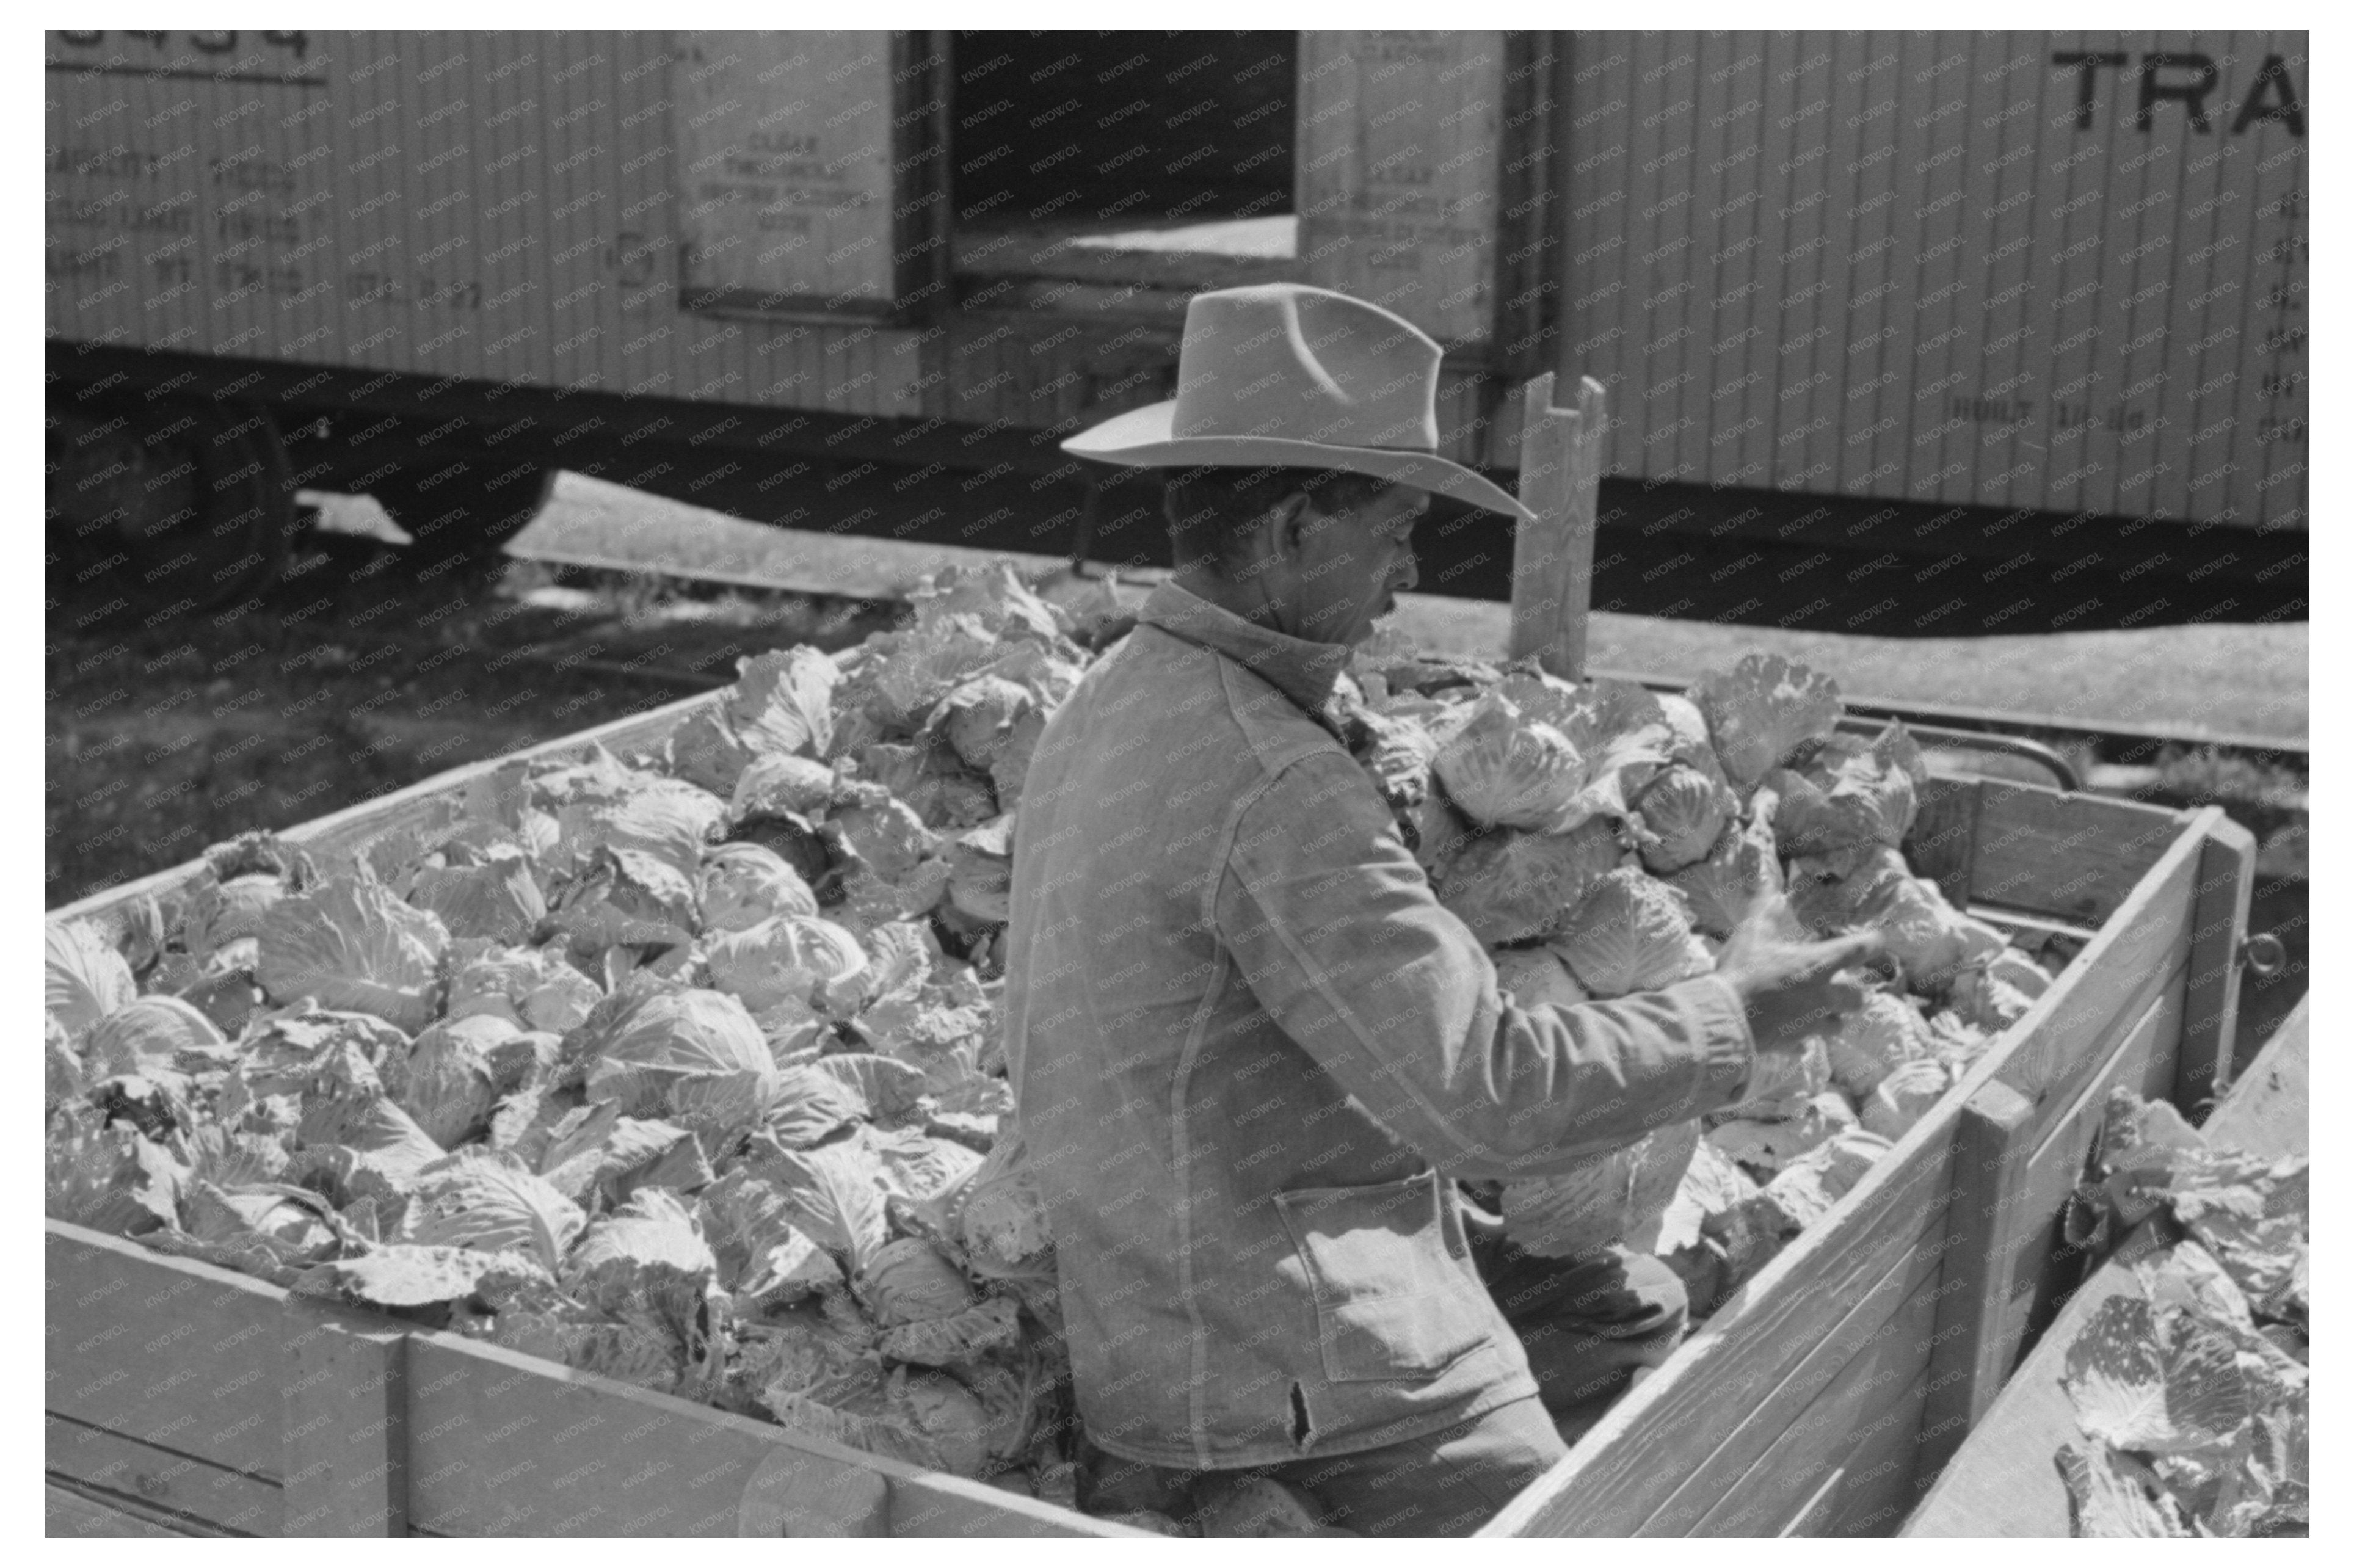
xmin=46 ymin=29 xmax=2305 ymax=615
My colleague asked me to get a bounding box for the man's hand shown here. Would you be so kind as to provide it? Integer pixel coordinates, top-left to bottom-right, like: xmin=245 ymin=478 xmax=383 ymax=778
xmin=1715 ymin=888 xmax=1887 ymax=1055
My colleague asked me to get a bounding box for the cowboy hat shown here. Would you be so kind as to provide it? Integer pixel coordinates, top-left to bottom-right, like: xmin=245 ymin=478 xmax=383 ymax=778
xmin=1061 ymin=283 xmax=1535 ymax=523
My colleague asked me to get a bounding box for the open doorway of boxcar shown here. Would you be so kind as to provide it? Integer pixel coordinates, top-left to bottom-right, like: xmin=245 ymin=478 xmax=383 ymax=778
xmin=948 ymin=32 xmax=1299 ymax=272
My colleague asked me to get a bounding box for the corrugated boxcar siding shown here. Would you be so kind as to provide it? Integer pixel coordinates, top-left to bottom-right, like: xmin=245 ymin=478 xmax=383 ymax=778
xmin=2243 ymin=38 xmax=2308 ymax=526
xmin=335 ymin=35 xmax=404 ymax=376
xmin=2165 ymin=37 xmax=2239 ymax=516
xmin=1561 ymin=29 xmax=2305 ymax=528
xmin=1775 ymin=42 xmax=1839 ymax=498
xmin=45 ymin=30 xmax=918 ymax=418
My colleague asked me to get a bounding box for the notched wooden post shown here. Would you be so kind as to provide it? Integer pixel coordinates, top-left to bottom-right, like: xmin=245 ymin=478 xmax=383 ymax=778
xmin=2174 ymin=806 xmax=2257 ymax=1109
xmin=280 ymin=1298 xmax=407 ymax=1536
xmin=1507 ymin=371 xmax=1607 ymax=680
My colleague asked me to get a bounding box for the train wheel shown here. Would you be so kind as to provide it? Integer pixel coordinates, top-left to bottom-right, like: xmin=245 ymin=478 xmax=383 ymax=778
xmin=47 ymin=394 xmax=296 ymax=617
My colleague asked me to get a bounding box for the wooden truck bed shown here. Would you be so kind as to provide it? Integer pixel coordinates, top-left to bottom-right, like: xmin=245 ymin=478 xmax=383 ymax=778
xmin=1900 ymin=996 xmax=2308 ymax=1537
xmin=46 ymin=683 xmax=2259 ymax=1537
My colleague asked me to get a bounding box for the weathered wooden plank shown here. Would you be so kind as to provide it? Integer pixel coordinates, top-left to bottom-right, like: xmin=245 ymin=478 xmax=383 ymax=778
xmin=1989 ymin=826 xmax=2199 ymax=1107
xmin=1967 ymin=779 xmax=2184 ymax=926
xmin=1481 ymin=1104 xmax=1958 ymax=1536
xmin=46 ymin=1477 xmax=236 ymax=1539
xmin=1917 ymin=975 xmax=2183 ymax=1487
xmin=1912 ymin=1076 xmax=2035 ymax=1479
xmin=47 ymin=1415 xmax=280 ymax=1536
xmin=1903 ymin=1001 xmax=2308 ymax=1537
xmin=404 ymin=1334 xmax=1135 ymax=1538
xmin=2203 ymin=996 xmax=2307 ymax=1159
xmin=281 ymin=1299 xmax=408 ymax=1536
xmin=1652 ymin=1239 xmax=1942 ymax=1534
xmin=1819 ymin=1373 xmax=1934 ymax=1537
xmin=736 ymin=1446 xmax=889 ymax=1537
xmin=2175 ymin=807 xmax=2258 ymax=1111
xmin=1903 ymin=775 xmax=1982 ymax=909
xmin=45 ymin=1222 xmax=285 ymax=1483
xmin=2011 ymin=976 xmax=2187 ymax=1329
xmin=1897 ymin=826 xmax=2200 ymax=1476
xmin=1691 ymin=1268 xmax=1944 ymax=1536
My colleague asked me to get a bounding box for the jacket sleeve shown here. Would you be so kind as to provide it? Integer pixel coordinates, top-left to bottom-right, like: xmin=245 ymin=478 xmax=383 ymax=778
xmin=1213 ymin=749 xmax=1757 ymax=1181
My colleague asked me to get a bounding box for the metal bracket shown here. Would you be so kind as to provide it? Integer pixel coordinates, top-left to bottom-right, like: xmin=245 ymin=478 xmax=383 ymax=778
xmin=2240 ymin=931 xmax=2288 ymax=979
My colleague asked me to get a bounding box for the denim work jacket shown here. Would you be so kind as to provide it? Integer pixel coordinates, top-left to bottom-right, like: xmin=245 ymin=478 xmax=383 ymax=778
xmin=1000 ymin=582 xmax=1759 ymax=1471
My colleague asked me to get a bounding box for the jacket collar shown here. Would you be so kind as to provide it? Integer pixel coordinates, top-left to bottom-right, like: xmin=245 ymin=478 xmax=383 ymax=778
xmin=1136 ymin=581 xmax=1354 ymax=717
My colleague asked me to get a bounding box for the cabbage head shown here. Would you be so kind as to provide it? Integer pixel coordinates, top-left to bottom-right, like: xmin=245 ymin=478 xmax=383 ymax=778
xmin=1501 ymin=1119 xmax=1701 ymax=1260
xmin=731 ymin=750 xmax=843 ymax=821
xmin=386 ymin=1014 xmax=510 ymax=1149
xmin=1946 ymin=962 xmax=2038 ymax=1034
xmin=857 ymin=619 xmax=1006 ymax=735
xmin=183 ymin=872 xmax=287 ymax=959
xmin=943 ymin=817 xmax=1013 ymax=925
xmin=829 ymin=795 xmax=938 ymax=882
xmin=1822 ymin=989 xmax=1936 ymax=1098
xmin=1430 ymin=691 xmax=1585 ymax=832
xmin=1405 ymin=788 xmax=1481 ymax=882
xmin=47 ymin=1017 xmax=86 ymax=1113
xmin=856 ymin=741 xmax=999 ymax=832
xmin=403 ymin=1148 xmax=587 ymax=1272
xmin=574 ymin=984 xmax=767 ymax=1092
xmin=1653 ymin=692 xmax=1726 ymax=778
xmin=46 ymin=1103 xmax=181 ymax=1234
xmin=1859 ymin=1058 xmax=1950 ymax=1142
xmin=47 ymin=921 xmax=137 ymax=1042
xmin=764 ymin=1364 xmax=992 ymax=1479
xmin=1688 ymin=653 xmax=1844 ymax=794
xmin=699 ymin=842 xmax=819 ymax=932
xmin=1493 ymin=670 xmax=1676 ymax=819
xmin=962 ymin=1138 xmax=1053 ymax=1278
xmin=930 ymin=675 xmax=1039 ymax=774
xmin=727 ymin=645 xmax=840 ymax=760
xmin=862 ymin=1235 xmax=976 ymax=1327
xmin=1667 ymin=806 xmax=1787 ymax=940
xmin=1630 ymin=763 xmax=1738 ymax=874
xmin=87 ymin=995 xmax=226 ymax=1078
xmin=1787 ymin=844 xmax=2005 ymax=987
xmin=407 ymin=846 xmax=546 ymax=943
xmin=544 ymin=846 xmax=700 ymax=963
xmin=664 ymin=703 xmax=757 ymax=798
xmin=445 ymin=942 xmax=600 ymax=1034
xmin=910 ymin=561 xmax=1070 ymax=648
xmin=256 ymin=868 xmax=449 ymax=1036
xmin=1491 ymin=945 xmax=1591 ymax=1012
xmin=703 ymin=915 xmax=868 ymax=1014
xmin=1769 ymin=721 xmax=1927 ymax=858
xmin=1433 ymin=816 xmax=1622 ymax=947
xmin=554 ymin=777 xmax=725 ymax=882
xmin=1552 ymin=868 xmax=1709 ymax=998
xmin=1350 ymin=705 xmax=1443 ymax=810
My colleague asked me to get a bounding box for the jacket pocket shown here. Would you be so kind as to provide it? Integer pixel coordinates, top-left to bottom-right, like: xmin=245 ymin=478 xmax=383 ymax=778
xmin=1271 ymin=1169 xmax=1497 ymax=1384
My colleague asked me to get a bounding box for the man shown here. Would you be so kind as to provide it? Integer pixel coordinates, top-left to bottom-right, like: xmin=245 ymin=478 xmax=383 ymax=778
xmin=1001 ymin=283 xmax=1881 ymax=1535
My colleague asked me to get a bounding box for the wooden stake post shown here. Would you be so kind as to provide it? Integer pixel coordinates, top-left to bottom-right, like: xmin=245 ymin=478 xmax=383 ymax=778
xmin=1507 ymin=372 xmax=1607 ymax=680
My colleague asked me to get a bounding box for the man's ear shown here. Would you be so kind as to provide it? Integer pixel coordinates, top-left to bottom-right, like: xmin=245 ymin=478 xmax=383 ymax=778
xmin=1267 ymin=492 xmax=1313 ymax=560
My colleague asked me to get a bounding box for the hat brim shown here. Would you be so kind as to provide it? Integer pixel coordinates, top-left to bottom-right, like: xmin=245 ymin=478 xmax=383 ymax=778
xmin=1063 ymin=400 xmax=1536 ymax=524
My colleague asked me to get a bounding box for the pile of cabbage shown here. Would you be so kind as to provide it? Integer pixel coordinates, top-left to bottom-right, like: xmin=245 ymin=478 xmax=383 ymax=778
xmin=44 ymin=565 xmax=1125 ymax=1521
xmin=1336 ymin=637 xmax=2070 ymax=1316
xmin=2051 ymin=1091 xmax=2306 ymax=1537
xmin=44 ymin=563 xmax=2068 ymax=1526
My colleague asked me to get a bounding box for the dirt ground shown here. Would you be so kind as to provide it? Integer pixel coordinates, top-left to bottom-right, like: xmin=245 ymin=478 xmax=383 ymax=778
xmin=43 ymin=535 xmax=893 ymax=909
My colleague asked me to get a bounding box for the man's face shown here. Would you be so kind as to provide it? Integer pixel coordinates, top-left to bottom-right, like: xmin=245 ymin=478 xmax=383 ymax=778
xmin=1269 ymin=481 xmax=1427 ymax=647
